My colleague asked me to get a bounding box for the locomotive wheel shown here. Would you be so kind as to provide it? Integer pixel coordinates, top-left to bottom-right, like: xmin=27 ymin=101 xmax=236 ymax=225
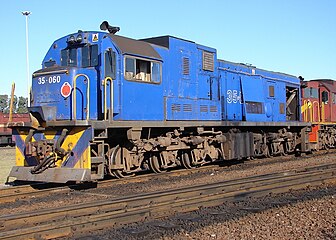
xmin=149 ymin=153 xmax=166 ymax=173
xmin=107 ymin=146 xmax=134 ymax=178
xmin=112 ymin=169 xmax=133 ymax=179
xmin=181 ymin=151 xmax=196 ymax=169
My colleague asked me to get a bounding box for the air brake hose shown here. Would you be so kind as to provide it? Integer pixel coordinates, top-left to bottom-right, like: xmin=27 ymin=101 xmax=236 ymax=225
xmin=25 ymin=129 xmax=35 ymax=144
xmin=30 ymin=153 xmax=55 ymax=174
xmin=56 ymin=128 xmax=68 ymax=155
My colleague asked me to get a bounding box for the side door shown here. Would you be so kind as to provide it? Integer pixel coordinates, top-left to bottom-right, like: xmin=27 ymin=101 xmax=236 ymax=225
xmin=197 ymin=48 xmax=218 ymax=100
xmin=265 ymin=81 xmax=276 ymax=121
xmin=178 ymin=48 xmax=196 ymax=99
xmin=223 ymin=72 xmax=243 ymax=120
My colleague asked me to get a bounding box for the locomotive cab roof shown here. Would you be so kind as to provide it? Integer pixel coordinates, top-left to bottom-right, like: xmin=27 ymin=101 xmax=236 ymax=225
xmin=109 ymin=34 xmax=162 ymax=60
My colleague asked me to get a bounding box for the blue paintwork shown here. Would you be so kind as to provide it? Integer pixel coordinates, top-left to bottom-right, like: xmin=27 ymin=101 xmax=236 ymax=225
xmin=31 ymin=30 xmax=301 ymax=124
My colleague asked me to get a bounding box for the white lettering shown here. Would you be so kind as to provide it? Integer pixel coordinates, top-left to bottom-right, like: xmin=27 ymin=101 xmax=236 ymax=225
xmin=37 ymin=75 xmax=61 ymax=84
xmin=227 ymin=90 xmax=242 ymax=104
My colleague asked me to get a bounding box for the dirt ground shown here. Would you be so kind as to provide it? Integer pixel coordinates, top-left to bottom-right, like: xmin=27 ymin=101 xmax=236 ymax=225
xmin=0 ymin=148 xmax=15 ymax=184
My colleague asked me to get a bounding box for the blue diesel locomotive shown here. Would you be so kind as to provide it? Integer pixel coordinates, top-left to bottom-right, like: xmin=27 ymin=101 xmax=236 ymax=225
xmin=9 ymin=22 xmax=310 ymax=183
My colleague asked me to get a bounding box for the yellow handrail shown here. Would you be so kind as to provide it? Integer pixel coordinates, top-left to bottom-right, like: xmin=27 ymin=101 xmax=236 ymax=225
xmin=103 ymin=77 xmax=113 ymax=121
xmin=321 ymin=102 xmax=325 ymax=123
xmin=73 ymin=74 xmax=90 ymax=121
xmin=301 ymin=100 xmax=322 ymax=123
xmin=302 ymin=100 xmax=308 ymax=122
xmin=312 ymin=101 xmax=320 ymax=122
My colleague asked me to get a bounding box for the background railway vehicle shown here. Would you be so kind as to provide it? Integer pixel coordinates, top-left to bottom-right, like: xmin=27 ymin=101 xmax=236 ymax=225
xmin=0 ymin=112 xmax=30 ymax=146
xmin=8 ymin=21 xmax=310 ymax=183
xmin=301 ymin=79 xmax=336 ymax=150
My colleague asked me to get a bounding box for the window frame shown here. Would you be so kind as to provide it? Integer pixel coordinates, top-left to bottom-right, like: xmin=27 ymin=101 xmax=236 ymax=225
xmin=310 ymin=87 xmax=318 ymax=98
xmin=124 ymin=55 xmax=162 ymax=84
xmin=245 ymin=101 xmax=264 ymax=114
xmin=332 ymin=92 xmax=336 ymax=104
xmin=104 ymin=48 xmax=116 ymax=80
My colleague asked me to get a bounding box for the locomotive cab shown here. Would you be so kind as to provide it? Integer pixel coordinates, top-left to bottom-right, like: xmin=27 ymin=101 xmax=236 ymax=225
xmin=30 ymin=31 xmax=117 ymax=122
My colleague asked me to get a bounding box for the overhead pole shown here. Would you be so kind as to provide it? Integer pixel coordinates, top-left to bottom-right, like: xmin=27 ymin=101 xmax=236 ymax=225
xmin=9 ymin=83 xmax=15 ymax=123
xmin=22 ymin=11 xmax=31 ymax=107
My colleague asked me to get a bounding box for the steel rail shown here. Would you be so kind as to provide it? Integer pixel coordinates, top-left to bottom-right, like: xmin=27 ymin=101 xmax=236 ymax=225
xmin=0 ymin=163 xmax=335 ymax=239
xmin=1 ymin=153 xmax=335 ymax=204
xmin=0 ymin=165 xmax=217 ymax=204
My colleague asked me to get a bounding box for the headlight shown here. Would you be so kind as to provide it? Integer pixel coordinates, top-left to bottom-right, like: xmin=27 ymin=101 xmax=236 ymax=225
xmin=76 ymin=34 xmax=83 ymax=43
xmin=68 ymin=35 xmax=75 ymax=44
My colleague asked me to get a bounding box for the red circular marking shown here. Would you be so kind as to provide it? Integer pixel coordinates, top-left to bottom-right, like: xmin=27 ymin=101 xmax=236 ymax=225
xmin=61 ymin=82 xmax=71 ymax=97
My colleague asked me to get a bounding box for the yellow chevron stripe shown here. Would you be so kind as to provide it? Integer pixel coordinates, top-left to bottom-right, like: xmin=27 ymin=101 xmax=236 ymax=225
xmin=16 ymin=127 xmax=91 ymax=170
xmin=16 ymin=130 xmax=28 ymax=166
xmin=16 ymin=146 xmax=25 ymax=166
xmin=73 ymin=147 xmax=91 ymax=169
xmin=60 ymin=127 xmax=90 ymax=169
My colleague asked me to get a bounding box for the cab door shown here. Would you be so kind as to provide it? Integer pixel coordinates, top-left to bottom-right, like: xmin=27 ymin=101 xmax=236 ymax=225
xmin=73 ymin=43 xmax=99 ymax=121
xmin=101 ymin=36 xmax=119 ymax=121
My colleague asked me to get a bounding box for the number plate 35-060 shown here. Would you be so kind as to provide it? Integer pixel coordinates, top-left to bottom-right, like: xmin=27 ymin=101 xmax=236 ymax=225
xmin=37 ymin=76 xmax=61 ymax=84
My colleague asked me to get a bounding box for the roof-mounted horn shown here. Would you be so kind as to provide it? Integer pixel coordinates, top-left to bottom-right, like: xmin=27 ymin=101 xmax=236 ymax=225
xmin=100 ymin=21 xmax=120 ymax=34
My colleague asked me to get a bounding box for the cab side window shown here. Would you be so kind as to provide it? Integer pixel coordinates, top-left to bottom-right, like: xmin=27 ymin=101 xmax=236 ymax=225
xmin=104 ymin=48 xmax=116 ymax=79
xmin=125 ymin=56 xmax=161 ymax=83
xmin=322 ymin=90 xmax=329 ymax=103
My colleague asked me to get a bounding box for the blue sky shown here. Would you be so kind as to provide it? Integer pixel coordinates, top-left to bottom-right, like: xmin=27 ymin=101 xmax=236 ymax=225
xmin=1 ymin=0 xmax=335 ymax=97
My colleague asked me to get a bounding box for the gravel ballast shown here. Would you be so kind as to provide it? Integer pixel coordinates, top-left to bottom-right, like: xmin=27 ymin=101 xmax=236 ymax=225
xmin=74 ymin=183 xmax=336 ymax=240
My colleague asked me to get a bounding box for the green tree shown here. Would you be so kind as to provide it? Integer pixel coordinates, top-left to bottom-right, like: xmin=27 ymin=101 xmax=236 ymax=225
xmin=17 ymin=96 xmax=28 ymax=113
xmin=0 ymin=95 xmax=8 ymax=113
xmin=0 ymin=95 xmax=28 ymax=113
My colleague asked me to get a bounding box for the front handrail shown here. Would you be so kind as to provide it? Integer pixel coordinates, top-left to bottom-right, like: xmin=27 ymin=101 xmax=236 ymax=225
xmin=321 ymin=102 xmax=325 ymax=123
xmin=302 ymin=100 xmax=321 ymax=123
xmin=302 ymin=100 xmax=308 ymax=122
xmin=73 ymin=74 xmax=90 ymax=121
xmin=103 ymin=77 xmax=113 ymax=121
xmin=312 ymin=101 xmax=320 ymax=122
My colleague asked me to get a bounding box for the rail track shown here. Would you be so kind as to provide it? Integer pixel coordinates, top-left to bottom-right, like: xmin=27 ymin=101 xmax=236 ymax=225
xmin=0 ymin=162 xmax=335 ymax=239
xmin=0 ymin=165 xmax=217 ymax=204
xmin=1 ymin=149 xmax=335 ymax=204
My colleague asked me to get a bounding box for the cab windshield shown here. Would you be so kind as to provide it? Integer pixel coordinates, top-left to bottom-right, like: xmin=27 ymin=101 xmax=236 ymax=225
xmin=60 ymin=45 xmax=98 ymax=68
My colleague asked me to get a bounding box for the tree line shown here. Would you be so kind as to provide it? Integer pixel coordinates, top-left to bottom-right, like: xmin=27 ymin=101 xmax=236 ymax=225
xmin=0 ymin=95 xmax=28 ymax=113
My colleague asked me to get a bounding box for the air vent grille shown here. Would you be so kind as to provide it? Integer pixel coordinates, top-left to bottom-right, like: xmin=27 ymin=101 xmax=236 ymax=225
xmin=210 ymin=106 xmax=218 ymax=112
xmin=203 ymin=51 xmax=214 ymax=72
xmin=200 ymin=105 xmax=208 ymax=113
xmin=182 ymin=57 xmax=190 ymax=75
xmin=171 ymin=104 xmax=181 ymax=112
xmin=183 ymin=104 xmax=192 ymax=112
